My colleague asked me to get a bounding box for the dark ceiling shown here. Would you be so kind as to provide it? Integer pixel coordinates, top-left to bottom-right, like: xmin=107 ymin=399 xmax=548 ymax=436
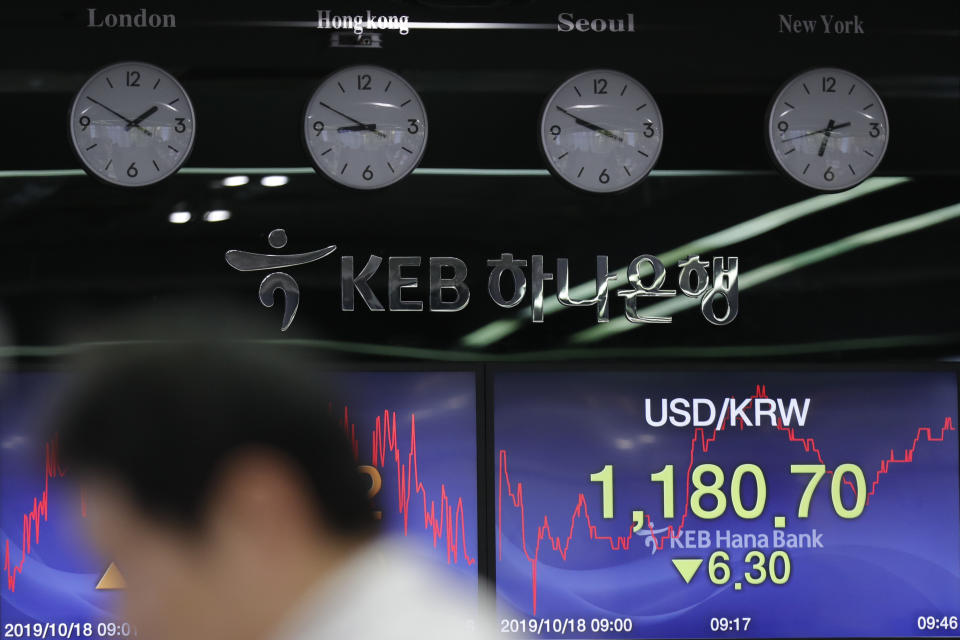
xmin=0 ymin=1 xmax=957 ymax=362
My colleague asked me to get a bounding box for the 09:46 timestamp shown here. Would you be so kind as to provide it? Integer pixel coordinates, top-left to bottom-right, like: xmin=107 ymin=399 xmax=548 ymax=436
xmin=710 ymin=617 xmax=751 ymax=632
xmin=917 ymin=616 xmax=958 ymax=631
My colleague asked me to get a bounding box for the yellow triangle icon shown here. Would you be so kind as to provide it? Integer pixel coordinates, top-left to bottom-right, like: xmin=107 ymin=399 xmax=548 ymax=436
xmin=95 ymin=562 xmax=126 ymax=590
xmin=671 ymin=558 xmax=703 ymax=584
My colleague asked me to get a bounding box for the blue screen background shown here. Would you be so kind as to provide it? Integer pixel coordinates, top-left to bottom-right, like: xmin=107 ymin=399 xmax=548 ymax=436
xmin=1 ymin=370 xmax=478 ymax=628
xmin=494 ymin=371 xmax=960 ymax=638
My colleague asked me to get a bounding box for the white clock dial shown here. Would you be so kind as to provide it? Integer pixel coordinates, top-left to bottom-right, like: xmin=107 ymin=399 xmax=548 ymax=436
xmin=69 ymin=61 xmax=196 ymax=187
xmin=304 ymin=65 xmax=428 ymax=189
xmin=767 ymin=68 xmax=889 ymax=191
xmin=540 ymin=69 xmax=663 ymax=194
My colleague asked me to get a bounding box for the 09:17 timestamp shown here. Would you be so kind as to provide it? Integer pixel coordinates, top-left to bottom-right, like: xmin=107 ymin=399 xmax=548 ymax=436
xmin=710 ymin=617 xmax=751 ymax=632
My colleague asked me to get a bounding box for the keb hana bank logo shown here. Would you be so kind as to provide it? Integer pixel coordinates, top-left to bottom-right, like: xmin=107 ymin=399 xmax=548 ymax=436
xmin=225 ymin=229 xmax=739 ymax=331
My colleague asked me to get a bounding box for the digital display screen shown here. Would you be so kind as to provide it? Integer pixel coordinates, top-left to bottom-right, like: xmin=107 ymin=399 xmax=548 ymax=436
xmin=494 ymin=371 xmax=960 ymax=638
xmin=334 ymin=371 xmax=479 ymax=588
xmin=1 ymin=370 xmax=479 ymax=631
xmin=0 ymin=373 xmax=117 ymax=634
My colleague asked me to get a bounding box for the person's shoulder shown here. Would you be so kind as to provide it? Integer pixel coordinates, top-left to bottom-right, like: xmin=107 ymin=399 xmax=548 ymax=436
xmin=349 ymin=538 xmax=498 ymax=640
xmin=273 ymin=538 xmax=499 ymax=640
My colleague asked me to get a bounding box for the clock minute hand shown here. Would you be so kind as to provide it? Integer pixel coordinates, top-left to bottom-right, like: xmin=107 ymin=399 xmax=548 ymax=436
xmin=125 ymin=105 xmax=159 ymax=131
xmin=317 ymin=100 xmax=386 ymax=139
xmin=555 ymin=106 xmax=624 ymax=143
xmin=780 ymin=121 xmax=851 ymax=143
xmin=86 ymin=97 xmax=152 ymax=136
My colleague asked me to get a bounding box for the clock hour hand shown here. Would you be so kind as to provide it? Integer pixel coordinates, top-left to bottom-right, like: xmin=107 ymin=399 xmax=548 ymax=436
xmin=86 ymin=97 xmax=152 ymax=136
xmin=125 ymin=105 xmax=159 ymax=131
xmin=780 ymin=121 xmax=851 ymax=143
xmin=317 ymin=100 xmax=386 ymax=139
xmin=817 ymin=119 xmax=836 ymax=157
xmin=337 ymin=124 xmax=379 ymax=133
xmin=555 ymin=105 xmax=623 ymax=143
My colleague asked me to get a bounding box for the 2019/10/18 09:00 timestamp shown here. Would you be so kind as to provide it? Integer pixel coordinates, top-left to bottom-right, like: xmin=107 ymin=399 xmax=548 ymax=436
xmin=501 ymin=618 xmax=633 ymax=635
xmin=2 ymin=622 xmax=138 ymax=639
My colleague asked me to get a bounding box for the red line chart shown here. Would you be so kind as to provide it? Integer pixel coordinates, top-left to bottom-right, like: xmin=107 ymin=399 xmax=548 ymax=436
xmin=3 ymin=435 xmax=67 ymax=593
xmin=3 ymin=406 xmax=475 ymax=594
xmin=342 ymin=407 xmax=475 ymax=566
xmin=497 ymin=385 xmax=956 ymax=614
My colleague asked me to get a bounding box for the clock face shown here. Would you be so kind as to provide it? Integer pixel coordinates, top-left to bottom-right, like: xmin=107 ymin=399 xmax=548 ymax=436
xmin=540 ymin=69 xmax=663 ymax=194
xmin=767 ymin=68 xmax=889 ymax=191
xmin=303 ymin=65 xmax=428 ymax=190
xmin=69 ymin=61 xmax=195 ymax=187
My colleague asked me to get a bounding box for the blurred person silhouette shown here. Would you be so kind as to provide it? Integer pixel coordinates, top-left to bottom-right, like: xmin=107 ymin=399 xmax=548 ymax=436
xmin=52 ymin=319 xmax=490 ymax=640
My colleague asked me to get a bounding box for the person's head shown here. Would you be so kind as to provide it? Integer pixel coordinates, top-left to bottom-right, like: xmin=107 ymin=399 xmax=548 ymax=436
xmin=55 ymin=341 xmax=377 ymax=640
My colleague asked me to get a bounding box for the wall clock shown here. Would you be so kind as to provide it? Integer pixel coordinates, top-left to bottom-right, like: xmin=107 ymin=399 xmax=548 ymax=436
xmin=539 ymin=69 xmax=664 ymax=194
xmin=767 ymin=67 xmax=889 ymax=191
xmin=303 ymin=65 xmax=428 ymax=190
xmin=69 ymin=61 xmax=196 ymax=187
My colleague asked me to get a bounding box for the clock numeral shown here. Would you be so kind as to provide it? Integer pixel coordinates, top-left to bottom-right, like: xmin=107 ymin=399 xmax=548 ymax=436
xmin=407 ymin=119 xmax=420 ymax=134
xmin=549 ymin=124 xmax=561 ymax=139
xmin=869 ymin=123 xmax=880 ymax=138
xmin=643 ymin=122 xmax=655 ymax=138
xmin=823 ymin=167 xmax=835 ymax=182
xmin=357 ymin=73 xmax=372 ymax=91
xmin=175 ymin=117 xmax=186 ymax=133
xmin=126 ymin=70 xmax=141 ymax=87
xmin=79 ymin=115 xmax=91 ymax=131
xmin=598 ymin=168 xmax=610 ymax=184
xmin=593 ymin=78 xmax=608 ymax=95
xmin=362 ymin=165 xmax=374 ymax=181
xmin=821 ymin=76 xmax=836 ymax=93
xmin=313 ymin=121 xmax=325 ymax=136
xmin=777 ymin=121 xmax=789 ymax=133
xmin=127 ymin=162 xmax=139 ymax=178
